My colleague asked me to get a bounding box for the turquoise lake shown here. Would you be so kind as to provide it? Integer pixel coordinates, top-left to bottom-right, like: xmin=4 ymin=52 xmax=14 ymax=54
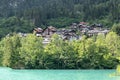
xmin=0 ymin=67 xmax=120 ymax=80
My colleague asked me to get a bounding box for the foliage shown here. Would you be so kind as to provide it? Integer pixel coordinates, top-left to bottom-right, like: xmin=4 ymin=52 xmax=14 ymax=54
xmin=0 ymin=16 xmax=35 ymax=38
xmin=47 ymin=17 xmax=80 ymax=28
xmin=110 ymin=65 xmax=120 ymax=77
xmin=0 ymin=0 xmax=120 ymax=69
xmin=20 ymin=34 xmax=44 ymax=69
xmin=117 ymin=65 xmax=120 ymax=73
xmin=0 ymin=32 xmax=120 ymax=69
xmin=0 ymin=0 xmax=120 ymax=36
xmin=1 ymin=33 xmax=21 ymax=67
xmin=112 ymin=23 xmax=120 ymax=35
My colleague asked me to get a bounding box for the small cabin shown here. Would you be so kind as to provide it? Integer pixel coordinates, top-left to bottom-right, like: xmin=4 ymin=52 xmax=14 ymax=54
xmin=33 ymin=27 xmax=43 ymax=37
xmin=43 ymin=26 xmax=57 ymax=37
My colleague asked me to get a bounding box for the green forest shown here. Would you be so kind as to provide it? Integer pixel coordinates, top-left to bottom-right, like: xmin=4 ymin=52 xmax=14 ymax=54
xmin=0 ymin=0 xmax=120 ymax=69
xmin=0 ymin=0 xmax=120 ymax=38
xmin=0 ymin=32 xmax=120 ymax=69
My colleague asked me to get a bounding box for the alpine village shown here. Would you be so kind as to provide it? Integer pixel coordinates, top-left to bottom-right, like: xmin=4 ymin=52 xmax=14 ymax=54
xmin=0 ymin=0 xmax=120 ymax=80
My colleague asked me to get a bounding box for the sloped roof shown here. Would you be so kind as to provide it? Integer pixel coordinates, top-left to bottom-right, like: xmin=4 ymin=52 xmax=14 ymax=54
xmin=48 ymin=26 xmax=57 ymax=31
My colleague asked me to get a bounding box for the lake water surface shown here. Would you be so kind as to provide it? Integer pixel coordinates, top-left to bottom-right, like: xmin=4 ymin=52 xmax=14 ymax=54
xmin=0 ymin=67 xmax=120 ymax=80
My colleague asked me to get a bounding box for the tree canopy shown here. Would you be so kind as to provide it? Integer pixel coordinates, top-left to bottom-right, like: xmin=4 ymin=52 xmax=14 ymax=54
xmin=0 ymin=0 xmax=120 ymax=38
xmin=0 ymin=32 xmax=120 ymax=69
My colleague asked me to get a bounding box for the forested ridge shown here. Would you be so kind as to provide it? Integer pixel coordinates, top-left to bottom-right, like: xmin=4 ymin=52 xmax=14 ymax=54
xmin=0 ymin=0 xmax=120 ymax=38
xmin=0 ymin=0 xmax=120 ymax=69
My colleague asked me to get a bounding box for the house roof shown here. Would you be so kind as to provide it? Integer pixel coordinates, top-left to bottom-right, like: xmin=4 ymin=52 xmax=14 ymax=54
xmin=34 ymin=27 xmax=43 ymax=32
xmin=48 ymin=26 xmax=57 ymax=31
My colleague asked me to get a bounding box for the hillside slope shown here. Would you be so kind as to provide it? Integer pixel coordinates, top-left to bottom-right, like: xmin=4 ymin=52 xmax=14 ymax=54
xmin=0 ymin=0 xmax=120 ymax=37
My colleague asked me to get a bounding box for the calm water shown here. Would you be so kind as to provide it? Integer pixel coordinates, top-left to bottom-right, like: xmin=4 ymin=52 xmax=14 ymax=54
xmin=0 ymin=67 xmax=120 ymax=80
